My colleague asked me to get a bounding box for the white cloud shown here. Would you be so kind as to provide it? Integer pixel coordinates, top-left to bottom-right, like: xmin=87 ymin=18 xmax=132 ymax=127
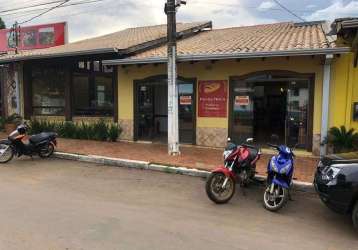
xmin=258 ymin=1 xmax=276 ymax=11
xmin=306 ymin=4 xmax=317 ymax=9
xmin=306 ymin=1 xmax=358 ymax=21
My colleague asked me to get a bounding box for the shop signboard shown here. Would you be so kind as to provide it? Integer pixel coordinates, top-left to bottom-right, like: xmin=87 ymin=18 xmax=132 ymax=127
xmin=235 ymin=95 xmax=250 ymax=106
xmin=198 ymin=80 xmax=227 ymax=117
xmin=180 ymin=95 xmax=192 ymax=105
xmin=0 ymin=22 xmax=67 ymax=52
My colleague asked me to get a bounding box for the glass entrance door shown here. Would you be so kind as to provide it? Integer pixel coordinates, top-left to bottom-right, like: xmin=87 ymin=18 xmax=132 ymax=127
xmin=285 ymin=80 xmax=309 ymax=148
xmin=137 ymin=84 xmax=155 ymax=140
xmin=135 ymin=78 xmax=196 ymax=144
xmin=178 ymin=82 xmax=195 ymax=144
xmin=231 ymin=80 xmax=255 ymax=143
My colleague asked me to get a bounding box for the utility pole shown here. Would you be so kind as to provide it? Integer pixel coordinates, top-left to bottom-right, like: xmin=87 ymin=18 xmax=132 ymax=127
xmin=165 ymin=0 xmax=186 ymax=155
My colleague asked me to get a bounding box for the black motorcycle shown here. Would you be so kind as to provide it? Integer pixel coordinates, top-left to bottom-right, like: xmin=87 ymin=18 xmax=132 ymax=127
xmin=0 ymin=124 xmax=57 ymax=163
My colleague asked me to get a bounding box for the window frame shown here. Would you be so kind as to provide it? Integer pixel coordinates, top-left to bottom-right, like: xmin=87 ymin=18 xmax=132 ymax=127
xmin=31 ymin=65 xmax=67 ymax=116
xmin=72 ymin=60 xmax=115 ymax=117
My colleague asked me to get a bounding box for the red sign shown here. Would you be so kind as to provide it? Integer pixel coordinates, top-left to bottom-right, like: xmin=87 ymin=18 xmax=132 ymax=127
xmin=0 ymin=22 xmax=67 ymax=52
xmin=180 ymin=95 xmax=192 ymax=105
xmin=235 ymin=96 xmax=250 ymax=106
xmin=198 ymin=80 xmax=227 ymax=117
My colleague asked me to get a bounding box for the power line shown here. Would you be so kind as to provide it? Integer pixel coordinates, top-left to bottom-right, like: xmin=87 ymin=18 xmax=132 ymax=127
xmin=19 ymin=0 xmax=70 ymax=24
xmin=191 ymin=0 xmax=314 ymax=14
xmin=2 ymin=0 xmax=106 ymax=18
xmin=0 ymin=0 xmax=65 ymax=14
xmin=272 ymin=0 xmax=306 ymax=22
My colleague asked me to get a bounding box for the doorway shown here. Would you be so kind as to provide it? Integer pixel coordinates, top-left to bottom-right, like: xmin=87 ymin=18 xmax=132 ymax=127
xmin=134 ymin=76 xmax=196 ymax=144
xmin=229 ymin=72 xmax=314 ymax=150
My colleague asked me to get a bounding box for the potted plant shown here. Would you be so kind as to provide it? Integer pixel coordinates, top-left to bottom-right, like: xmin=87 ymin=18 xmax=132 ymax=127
xmin=326 ymin=126 xmax=358 ymax=153
xmin=4 ymin=113 xmax=22 ymax=134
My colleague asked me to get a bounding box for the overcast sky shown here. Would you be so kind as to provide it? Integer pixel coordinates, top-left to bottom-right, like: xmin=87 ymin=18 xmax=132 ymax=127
xmin=1 ymin=0 xmax=358 ymax=42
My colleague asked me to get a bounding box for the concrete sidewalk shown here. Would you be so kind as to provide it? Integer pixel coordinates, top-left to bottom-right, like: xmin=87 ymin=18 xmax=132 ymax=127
xmin=55 ymin=138 xmax=319 ymax=183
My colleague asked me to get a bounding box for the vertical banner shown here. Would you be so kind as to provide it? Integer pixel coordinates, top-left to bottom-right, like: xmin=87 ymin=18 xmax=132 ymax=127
xmin=198 ymin=80 xmax=227 ymax=117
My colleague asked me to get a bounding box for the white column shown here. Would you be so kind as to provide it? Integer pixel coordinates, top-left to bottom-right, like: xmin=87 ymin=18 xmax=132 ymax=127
xmin=320 ymin=54 xmax=333 ymax=156
xmin=167 ymin=46 xmax=180 ymax=155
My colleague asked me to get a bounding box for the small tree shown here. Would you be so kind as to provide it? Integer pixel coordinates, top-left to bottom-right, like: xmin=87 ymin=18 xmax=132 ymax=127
xmin=327 ymin=126 xmax=358 ymax=153
xmin=0 ymin=18 xmax=5 ymax=29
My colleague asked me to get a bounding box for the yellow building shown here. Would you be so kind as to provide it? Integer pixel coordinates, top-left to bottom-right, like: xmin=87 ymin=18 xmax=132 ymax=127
xmin=0 ymin=19 xmax=356 ymax=156
xmin=105 ymin=21 xmax=355 ymax=156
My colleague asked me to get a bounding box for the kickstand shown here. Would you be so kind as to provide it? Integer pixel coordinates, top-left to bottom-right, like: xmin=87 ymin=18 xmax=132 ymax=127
xmin=241 ymin=185 xmax=247 ymax=196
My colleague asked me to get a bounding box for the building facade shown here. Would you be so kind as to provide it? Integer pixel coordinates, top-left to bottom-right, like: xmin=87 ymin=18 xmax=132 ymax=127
xmin=0 ymin=20 xmax=357 ymax=156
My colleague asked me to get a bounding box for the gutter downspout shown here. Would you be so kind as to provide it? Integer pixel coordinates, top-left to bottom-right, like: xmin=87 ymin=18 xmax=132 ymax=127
xmin=320 ymin=54 xmax=334 ymax=156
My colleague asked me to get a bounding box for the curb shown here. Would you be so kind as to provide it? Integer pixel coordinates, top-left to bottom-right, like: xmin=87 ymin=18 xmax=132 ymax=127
xmin=53 ymin=152 xmax=314 ymax=193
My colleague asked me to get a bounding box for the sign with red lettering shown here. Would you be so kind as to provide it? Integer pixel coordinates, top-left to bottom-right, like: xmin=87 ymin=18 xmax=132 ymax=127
xmin=180 ymin=95 xmax=192 ymax=105
xmin=198 ymin=80 xmax=227 ymax=117
xmin=235 ymin=96 xmax=250 ymax=106
xmin=0 ymin=22 xmax=67 ymax=52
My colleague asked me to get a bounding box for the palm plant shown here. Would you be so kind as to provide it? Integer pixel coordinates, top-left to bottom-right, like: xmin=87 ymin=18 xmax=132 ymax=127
xmin=327 ymin=126 xmax=358 ymax=153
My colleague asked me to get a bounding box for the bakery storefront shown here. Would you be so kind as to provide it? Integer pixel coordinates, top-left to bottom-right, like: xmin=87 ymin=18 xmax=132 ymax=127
xmin=229 ymin=71 xmax=314 ymax=151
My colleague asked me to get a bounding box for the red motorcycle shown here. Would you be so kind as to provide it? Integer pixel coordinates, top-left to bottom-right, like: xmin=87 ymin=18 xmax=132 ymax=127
xmin=206 ymin=138 xmax=261 ymax=204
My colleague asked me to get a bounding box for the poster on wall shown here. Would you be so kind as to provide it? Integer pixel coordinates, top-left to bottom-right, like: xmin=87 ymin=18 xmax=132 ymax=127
xmin=198 ymin=80 xmax=227 ymax=117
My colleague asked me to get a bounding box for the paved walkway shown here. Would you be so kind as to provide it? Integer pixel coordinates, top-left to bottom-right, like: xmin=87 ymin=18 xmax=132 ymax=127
xmin=56 ymin=138 xmax=318 ymax=183
xmin=0 ymin=132 xmax=319 ymax=182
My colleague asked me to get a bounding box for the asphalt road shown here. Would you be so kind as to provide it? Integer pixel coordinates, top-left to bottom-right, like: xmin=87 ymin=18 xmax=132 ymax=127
xmin=0 ymin=158 xmax=356 ymax=250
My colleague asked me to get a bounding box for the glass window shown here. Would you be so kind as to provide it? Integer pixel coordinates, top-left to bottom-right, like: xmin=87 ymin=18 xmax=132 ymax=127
xmin=95 ymin=75 xmax=113 ymax=113
xmin=93 ymin=61 xmax=100 ymax=72
xmin=73 ymin=73 xmax=90 ymax=115
xmin=32 ymin=66 xmax=65 ymax=115
xmin=73 ymin=60 xmax=114 ymax=116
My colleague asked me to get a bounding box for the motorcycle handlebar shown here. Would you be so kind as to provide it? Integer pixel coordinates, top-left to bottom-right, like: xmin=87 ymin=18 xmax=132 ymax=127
xmin=241 ymin=144 xmax=259 ymax=150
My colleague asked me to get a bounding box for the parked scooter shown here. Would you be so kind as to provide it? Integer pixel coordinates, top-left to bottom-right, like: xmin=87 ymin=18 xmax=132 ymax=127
xmin=0 ymin=124 xmax=57 ymax=163
xmin=263 ymin=140 xmax=295 ymax=211
xmin=206 ymin=138 xmax=261 ymax=204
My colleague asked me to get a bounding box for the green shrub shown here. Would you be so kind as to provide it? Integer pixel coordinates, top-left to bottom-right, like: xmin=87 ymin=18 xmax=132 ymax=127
xmin=327 ymin=126 xmax=358 ymax=153
xmin=28 ymin=119 xmax=121 ymax=142
xmin=108 ymin=123 xmax=122 ymax=142
xmin=92 ymin=119 xmax=108 ymax=141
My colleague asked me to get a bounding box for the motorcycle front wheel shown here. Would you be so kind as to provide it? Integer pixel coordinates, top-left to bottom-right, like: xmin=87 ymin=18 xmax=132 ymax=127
xmin=206 ymin=172 xmax=235 ymax=204
xmin=263 ymin=184 xmax=289 ymax=212
xmin=0 ymin=144 xmax=14 ymax=163
xmin=39 ymin=143 xmax=55 ymax=158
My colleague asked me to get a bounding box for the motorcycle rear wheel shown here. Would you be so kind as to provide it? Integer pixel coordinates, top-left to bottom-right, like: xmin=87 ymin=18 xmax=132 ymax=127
xmin=0 ymin=144 xmax=14 ymax=164
xmin=206 ymin=172 xmax=235 ymax=204
xmin=39 ymin=143 xmax=55 ymax=158
xmin=263 ymin=184 xmax=289 ymax=212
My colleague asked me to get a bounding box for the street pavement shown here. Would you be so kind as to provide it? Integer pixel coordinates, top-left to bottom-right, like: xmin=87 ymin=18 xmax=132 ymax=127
xmin=0 ymin=158 xmax=356 ymax=250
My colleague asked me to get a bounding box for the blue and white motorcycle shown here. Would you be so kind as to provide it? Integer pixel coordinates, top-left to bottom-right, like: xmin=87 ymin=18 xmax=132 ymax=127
xmin=263 ymin=143 xmax=295 ymax=211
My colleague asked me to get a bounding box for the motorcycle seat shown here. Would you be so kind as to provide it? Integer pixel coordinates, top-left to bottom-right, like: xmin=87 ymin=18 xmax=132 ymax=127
xmin=29 ymin=132 xmax=56 ymax=144
xmin=247 ymin=148 xmax=259 ymax=162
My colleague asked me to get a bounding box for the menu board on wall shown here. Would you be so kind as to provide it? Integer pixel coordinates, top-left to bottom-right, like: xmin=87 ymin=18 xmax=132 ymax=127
xmin=198 ymin=80 xmax=227 ymax=117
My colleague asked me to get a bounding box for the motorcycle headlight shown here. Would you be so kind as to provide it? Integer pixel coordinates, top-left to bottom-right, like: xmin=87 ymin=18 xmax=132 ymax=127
xmin=322 ymin=166 xmax=341 ymax=182
xmin=271 ymin=159 xmax=279 ymax=173
xmin=223 ymin=150 xmax=232 ymax=160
